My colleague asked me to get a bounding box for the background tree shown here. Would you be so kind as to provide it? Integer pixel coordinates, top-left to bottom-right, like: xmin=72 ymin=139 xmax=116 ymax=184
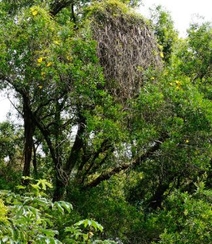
xmin=177 ymin=21 xmax=212 ymax=83
xmin=150 ymin=5 xmax=178 ymax=64
xmin=0 ymin=122 xmax=23 ymax=190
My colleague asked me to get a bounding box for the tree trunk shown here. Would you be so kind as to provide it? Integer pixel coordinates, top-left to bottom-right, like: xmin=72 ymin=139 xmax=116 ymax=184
xmin=22 ymin=95 xmax=35 ymax=184
xmin=53 ymin=175 xmax=67 ymax=202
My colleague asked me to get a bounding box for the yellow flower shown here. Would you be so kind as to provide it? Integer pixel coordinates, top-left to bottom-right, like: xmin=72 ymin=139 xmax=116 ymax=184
xmin=38 ymin=85 xmax=43 ymax=89
xmin=32 ymin=10 xmax=38 ymax=16
xmin=53 ymin=40 xmax=60 ymax=45
xmin=175 ymin=80 xmax=182 ymax=90
xmin=30 ymin=8 xmax=38 ymax=16
xmin=185 ymin=139 xmax=189 ymax=143
xmin=66 ymin=55 xmax=72 ymax=61
xmin=47 ymin=62 xmax=53 ymax=67
xmin=160 ymin=52 xmax=164 ymax=58
xmin=37 ymin=57 xmax=43 ymax=63
xmin=175 ymin=80 xmax=181 ymax=85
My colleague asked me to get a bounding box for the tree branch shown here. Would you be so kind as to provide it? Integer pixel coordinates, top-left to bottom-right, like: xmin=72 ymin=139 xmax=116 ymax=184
xmin=84 ymin=137 xmax=167 ymax=188
xmin=64 ymin=112 xmax=86 ymax=174
xmin=50 ymin=0 xmax=74 ymax=16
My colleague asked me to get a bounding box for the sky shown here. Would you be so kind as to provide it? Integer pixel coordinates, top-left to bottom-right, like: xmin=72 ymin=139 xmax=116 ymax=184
xmin=1 ymin=0 xmax=212 ymax=122
xmin=0 ymin=92 xmax=11 ymax=122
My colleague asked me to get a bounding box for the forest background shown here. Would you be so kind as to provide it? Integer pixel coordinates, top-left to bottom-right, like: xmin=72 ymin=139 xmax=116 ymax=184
xmin=0 ymin=0 xmax=212 ymax=243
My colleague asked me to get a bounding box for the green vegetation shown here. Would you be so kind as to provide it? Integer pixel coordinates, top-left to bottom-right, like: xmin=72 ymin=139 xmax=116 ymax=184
xmin=0 ymin=178 xmax=113 ymax=243
xmin=0 ymin=0 xmax=212 ymax=243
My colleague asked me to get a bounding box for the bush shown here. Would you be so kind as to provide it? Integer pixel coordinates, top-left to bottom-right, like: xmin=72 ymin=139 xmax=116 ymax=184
xmin=0 ymin=178 xmax=116 ymax=243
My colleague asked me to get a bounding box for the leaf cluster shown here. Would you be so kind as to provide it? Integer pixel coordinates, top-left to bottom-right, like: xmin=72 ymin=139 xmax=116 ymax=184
xmin=0 ymin=180 xmax=116 ymax=243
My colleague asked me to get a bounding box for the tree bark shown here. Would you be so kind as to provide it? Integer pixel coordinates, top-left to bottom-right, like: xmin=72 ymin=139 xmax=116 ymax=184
xmin=53 ymin=175 xmax=67 ymax=202
xmin=22 ymin=94 xmax=35 ymax=183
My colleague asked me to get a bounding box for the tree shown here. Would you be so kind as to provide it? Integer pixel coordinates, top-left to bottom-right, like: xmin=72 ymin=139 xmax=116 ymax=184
xmin=175 ymin=20 xmax=212 ymax=189
xmin=150 ymin=5 xmax=178 ymax=64
xmin=177 ymin=21 xmax=212 ymax=82
xmin=0 ymin=0 xmax=162 ymax=201
xmin=152 ymin=185 xmax=212 ymax=244
xmin=0 ymin=122 xmax=23 ymax=190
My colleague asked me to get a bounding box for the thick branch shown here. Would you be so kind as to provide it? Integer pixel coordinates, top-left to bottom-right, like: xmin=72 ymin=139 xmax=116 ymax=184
xmin=27 ymin=108 xmax=58 ymax=167
xmin=84 ymin=137 xmax=166 ymax=188
xmin=22 ymin=93 xmax=35 ymax=180
xmin=64 ymin=113 xmax=86 ymax=174
xmin=50 ymin=0 xmax=74 ymax=16
xmin=78 ymin=139 xmax=111 ymax=172
xmin=79 ymin=141 xmax=114 ymax=184
xmin=0 ymin=75 xmax=22 ymax=95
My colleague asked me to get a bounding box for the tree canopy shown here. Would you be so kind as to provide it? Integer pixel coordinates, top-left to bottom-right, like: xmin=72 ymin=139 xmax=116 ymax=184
xmin=0 ymin=1 xmax=212 ymax=243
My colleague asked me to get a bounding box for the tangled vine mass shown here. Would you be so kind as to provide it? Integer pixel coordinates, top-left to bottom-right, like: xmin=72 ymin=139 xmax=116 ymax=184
xmin=87 ymin=0 xmax=162 ymax=100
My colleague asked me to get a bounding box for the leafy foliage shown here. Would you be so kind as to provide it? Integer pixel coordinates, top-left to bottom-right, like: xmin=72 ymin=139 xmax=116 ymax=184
xmin=150 ymin=5 xmax=178 ymax=63
xmin=152 ymin=186 xmax=212 ymax=244
xmin=0 ymin=1 xmax=212 ymax=243
xmin=0 ymin=179 xmax=115 ymax=243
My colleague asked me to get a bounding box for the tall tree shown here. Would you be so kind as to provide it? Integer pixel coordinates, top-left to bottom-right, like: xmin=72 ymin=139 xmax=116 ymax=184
xmin=150 ymin=5 xmax=178 ymax=64
xmin=177 ymin=21 xmax=212 ymax=82
xmin=0 ymin=0 xmax=162 ymax=200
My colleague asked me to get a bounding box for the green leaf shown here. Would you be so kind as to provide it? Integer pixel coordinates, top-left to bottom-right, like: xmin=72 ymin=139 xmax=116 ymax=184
xmin=2 ymin=236 xmax=9 ymax=243
xmin=36 ymin=179 xmax=53 ymax=191
xmin=74 ymin=219 xmax=103 ymax=232
xmin=15 ymin=185 xmax=26 ymax=190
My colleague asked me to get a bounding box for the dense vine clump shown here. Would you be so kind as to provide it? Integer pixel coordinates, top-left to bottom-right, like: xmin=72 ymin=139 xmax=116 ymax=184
xmin=85 ymin=0 xmax=162 ymax=100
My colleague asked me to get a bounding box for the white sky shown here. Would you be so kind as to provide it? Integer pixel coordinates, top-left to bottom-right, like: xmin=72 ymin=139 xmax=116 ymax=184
xmin=1 ymin=1 xmax=212 ymax=122
xmin=0 ymin=93 xmax=11 ymax=122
